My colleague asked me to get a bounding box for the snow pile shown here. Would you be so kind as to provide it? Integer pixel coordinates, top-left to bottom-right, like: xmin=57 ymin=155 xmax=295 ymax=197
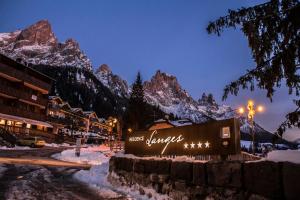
xmin=266 ymin=150 xmax=300 ymax=164
xmin=74 ymin=160 xmax=170 ymax=200
xmin=0 ymin=146 xmax=31 ymax=150
xmin=54 ymin=146 xmax=171 ymax=199
xmin=45 ymin=143 xmax=75 ymax=148
xmin=52 ymin=145 xmax=111 ymax=165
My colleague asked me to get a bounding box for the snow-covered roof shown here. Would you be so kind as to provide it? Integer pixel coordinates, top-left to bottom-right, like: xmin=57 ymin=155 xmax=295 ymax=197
xmin=169 ymin=119 xmax=193 ymax=127
xmin=151 ymin=118 xmax=193 ymax=127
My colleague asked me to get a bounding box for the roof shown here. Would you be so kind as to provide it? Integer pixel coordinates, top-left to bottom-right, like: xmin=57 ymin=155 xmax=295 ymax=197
xmin=0 ymin=112 xmax=53 ymax=128
xmin=0 ymin=54 xmax=55 ymax=82
xmin=169 ymin=119 xmax=193 ymax=127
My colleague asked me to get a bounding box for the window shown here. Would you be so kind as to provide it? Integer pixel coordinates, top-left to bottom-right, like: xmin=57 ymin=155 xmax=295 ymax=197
xmin=0 ymin=119 xmax=5 ymax=125
xmin=15 ymin=122 xmax=23 ymax=127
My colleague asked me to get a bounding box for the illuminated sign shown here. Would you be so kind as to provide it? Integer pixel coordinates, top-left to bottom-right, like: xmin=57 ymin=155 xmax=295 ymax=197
xmin=125 ymin=118 xmax=241 ymax=156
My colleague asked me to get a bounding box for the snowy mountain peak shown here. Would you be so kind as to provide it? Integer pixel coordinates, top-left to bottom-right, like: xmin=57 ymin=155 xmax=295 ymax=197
xmin=16 ymin=19 xmax=57 ymax=46
xmin=144 ymin=70 xmax=211 ymax=123
xmin=0 ymin=20 xmax=92 ymax=70
xmin=97 ymin=64 xmax=112 ymax=73
xmin=95 ymin=64 xmax=129 ymax=98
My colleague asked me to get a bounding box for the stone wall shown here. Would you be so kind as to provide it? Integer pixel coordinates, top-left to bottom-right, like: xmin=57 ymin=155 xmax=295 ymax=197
xmin=108 ymin=156 xmax=300 ymax=200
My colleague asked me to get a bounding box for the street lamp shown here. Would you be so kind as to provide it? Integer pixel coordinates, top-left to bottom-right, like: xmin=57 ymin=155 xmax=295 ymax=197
xmin=238 ymin=100 xmax=264 ymax=154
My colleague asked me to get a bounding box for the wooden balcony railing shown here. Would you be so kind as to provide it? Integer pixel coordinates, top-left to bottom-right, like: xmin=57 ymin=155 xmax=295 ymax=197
xmin=0 ymin=83 xmax=48 ymax=106
xmin=0 ymin=104 xmax=46 ymax=121
xmin=0 ymin=63 xmax=51 ymax=92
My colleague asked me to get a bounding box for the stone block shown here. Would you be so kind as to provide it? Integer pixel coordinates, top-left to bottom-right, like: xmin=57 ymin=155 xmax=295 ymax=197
xmin=192 ymin=162 xmax=206 ymax=186
xmin=244 ymin=161 xmax=283 ymax=199
xmin=170 ymin=161 xmax=193 ymax=183
xmin=207 ymin=161 xmax=242 ymax=188
xmin=134 ymin=159 xmax=146 ymax=174
xmin=282 ymin=162 xmax=300 ymax=200
xmin=109 ymin=156 xmax=116 ymax=172
xmin=117 ymin=157 xmax=133 ymax=172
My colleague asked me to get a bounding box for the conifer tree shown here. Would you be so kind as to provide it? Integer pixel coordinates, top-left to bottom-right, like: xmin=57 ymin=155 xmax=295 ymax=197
xmin=207 ymin=0 xmax=300 ymax=136
xmin=127 ymin=72 xmax=147 ymax=130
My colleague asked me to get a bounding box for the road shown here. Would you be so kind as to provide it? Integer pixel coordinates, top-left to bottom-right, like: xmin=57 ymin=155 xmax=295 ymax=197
xmin=0 ymin=147 xmax=129 ymax=200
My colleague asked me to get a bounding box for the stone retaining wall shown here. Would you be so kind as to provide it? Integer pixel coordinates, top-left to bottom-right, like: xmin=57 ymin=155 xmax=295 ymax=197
xmin=108 ymin=156 xmax=300 ymax=200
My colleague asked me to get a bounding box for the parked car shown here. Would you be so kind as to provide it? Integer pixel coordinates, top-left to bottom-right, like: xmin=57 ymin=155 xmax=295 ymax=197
xmin=17 ymin=137 xmax=45 ymax=148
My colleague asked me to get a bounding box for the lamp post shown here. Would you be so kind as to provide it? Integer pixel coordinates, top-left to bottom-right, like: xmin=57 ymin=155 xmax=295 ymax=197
xmin=106 ymin=117 xmax=118 ymax=150
xmin=238 ymin=100 xmax=264 ymax=154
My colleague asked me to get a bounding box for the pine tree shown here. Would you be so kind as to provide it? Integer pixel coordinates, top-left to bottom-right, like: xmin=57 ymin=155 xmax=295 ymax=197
xmin=127 ymin=72 xmax=147 ymax=130
xmin=207 ymin=0 xmax=300 ymax=136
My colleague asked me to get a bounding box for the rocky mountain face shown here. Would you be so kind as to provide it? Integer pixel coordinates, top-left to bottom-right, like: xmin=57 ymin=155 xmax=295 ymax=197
xmin=95 ymin=64 xmax=130 ymax=98
xmin=0 ymin=20 xmax=92 ymax=70
xmin=143 ymin=70 xmax=212 ymax=123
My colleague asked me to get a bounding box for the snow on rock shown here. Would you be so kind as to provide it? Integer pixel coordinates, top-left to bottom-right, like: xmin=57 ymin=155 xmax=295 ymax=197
xmin=0 ymin=20 xmax=92 ymax=70
xmin=54 ymin=147 xmax=171 ymax=199
xmin=94 ymin=64 xmax=130 ymax=98
xmin=266 ymin=150 xmax=300 ymax=164
xmin=74 ymin=156 xmax=171 ymax=200
xmin=52 ymin=145 xmax=111 ymax=165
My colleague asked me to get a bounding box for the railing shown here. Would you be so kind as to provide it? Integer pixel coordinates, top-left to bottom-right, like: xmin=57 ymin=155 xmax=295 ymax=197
xmin=0 ymin=104 xmax=46 ymax=121
xmin=0 ymin=63 xmax=51 ymax=92
xmin=0 ymin=83 xmax=48 ymax=106
xmin=47 ymin=116 xmax=73 ymax=125
xmin=1 ymin=125 xmax=55 ymax=141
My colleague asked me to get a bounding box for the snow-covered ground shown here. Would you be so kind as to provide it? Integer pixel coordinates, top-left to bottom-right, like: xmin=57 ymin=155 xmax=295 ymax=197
xmin=0 ymin=146 xmax=31 ymax=150
xmin=266 ymin=150 xmax=300 ymax=164
xmin=52 ymin=145 xmax=111 ymax=165
xmin=54 ymin=145 xmax=171 ymax=199
xmin=45 ymin=143 xmax=75 ymax=148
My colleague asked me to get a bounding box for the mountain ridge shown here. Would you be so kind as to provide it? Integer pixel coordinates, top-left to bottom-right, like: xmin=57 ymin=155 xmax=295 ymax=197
xmin=0 ymin=20 xmax=92 ymax=70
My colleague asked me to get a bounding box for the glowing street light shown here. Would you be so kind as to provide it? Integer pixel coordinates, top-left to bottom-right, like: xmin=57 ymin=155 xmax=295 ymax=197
xmin=238 ymin=107 xmax=245 ymax=114
xmin=238 ymin=100 xmax=264 ymax=154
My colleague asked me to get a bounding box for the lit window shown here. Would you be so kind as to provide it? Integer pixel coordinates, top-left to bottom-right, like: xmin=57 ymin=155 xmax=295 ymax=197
xmin=7 ymin=121 xmax=12 ymax=126
xmin=26 ymin=124 xmax=31 ymax=129
xmin=15 ymin=122 xmax=23 ymax=127
xmin=0 ymin=119 xmax=5 ymax=125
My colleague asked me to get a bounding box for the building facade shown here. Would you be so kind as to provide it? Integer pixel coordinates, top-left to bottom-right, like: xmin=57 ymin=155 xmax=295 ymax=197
xmin=0 ymin=54 xmax=53 ymax=137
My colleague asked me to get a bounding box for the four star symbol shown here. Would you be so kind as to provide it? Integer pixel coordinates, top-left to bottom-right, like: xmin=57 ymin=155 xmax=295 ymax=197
xmin=183 ymin=141 xmax=210 ymax=149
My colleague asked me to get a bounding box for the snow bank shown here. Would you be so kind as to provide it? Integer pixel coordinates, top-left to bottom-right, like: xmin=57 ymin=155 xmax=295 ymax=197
xmin=0 ymin=146 xmax=31 ymax=150
xmin=45 ymin=143 xmax=75 ymax=147
xmin=52 ymin=145 xmax=111 ymax=165
xmin=54 ymin=146 xmax=170 ymax=199
xmin=115 ymin=152 xmax=208 ymax=163
xmin=74 ymin=161 xmax=170 ymax=200
xmin=266 ymin=150 xmax=300 ymax=164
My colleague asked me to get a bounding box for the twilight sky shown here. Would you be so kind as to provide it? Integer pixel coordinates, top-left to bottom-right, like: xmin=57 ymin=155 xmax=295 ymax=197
xmin=1 ymin=0 xmax=298 ymax=140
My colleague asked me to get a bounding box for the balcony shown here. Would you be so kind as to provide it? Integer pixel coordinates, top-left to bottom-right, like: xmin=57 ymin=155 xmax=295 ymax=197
xmin=0 ymin=83 xmax=48 ymax=107
xmin=47 ymin=116 xmax=73 ymax=126
xmin=0 ymin=63 xmax=52 ymax=93
xmin=0 ymin=104 xmax=46 ymax=121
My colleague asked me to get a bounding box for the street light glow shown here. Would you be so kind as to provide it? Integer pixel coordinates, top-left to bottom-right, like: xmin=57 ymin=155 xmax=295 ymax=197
xmin=248 ymin=100 xmax=254 ymax=106
xmin=257 ymin=105 xmax=264 ymax=112
xmin=238 ymin=107 xmax=245 ymax=114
